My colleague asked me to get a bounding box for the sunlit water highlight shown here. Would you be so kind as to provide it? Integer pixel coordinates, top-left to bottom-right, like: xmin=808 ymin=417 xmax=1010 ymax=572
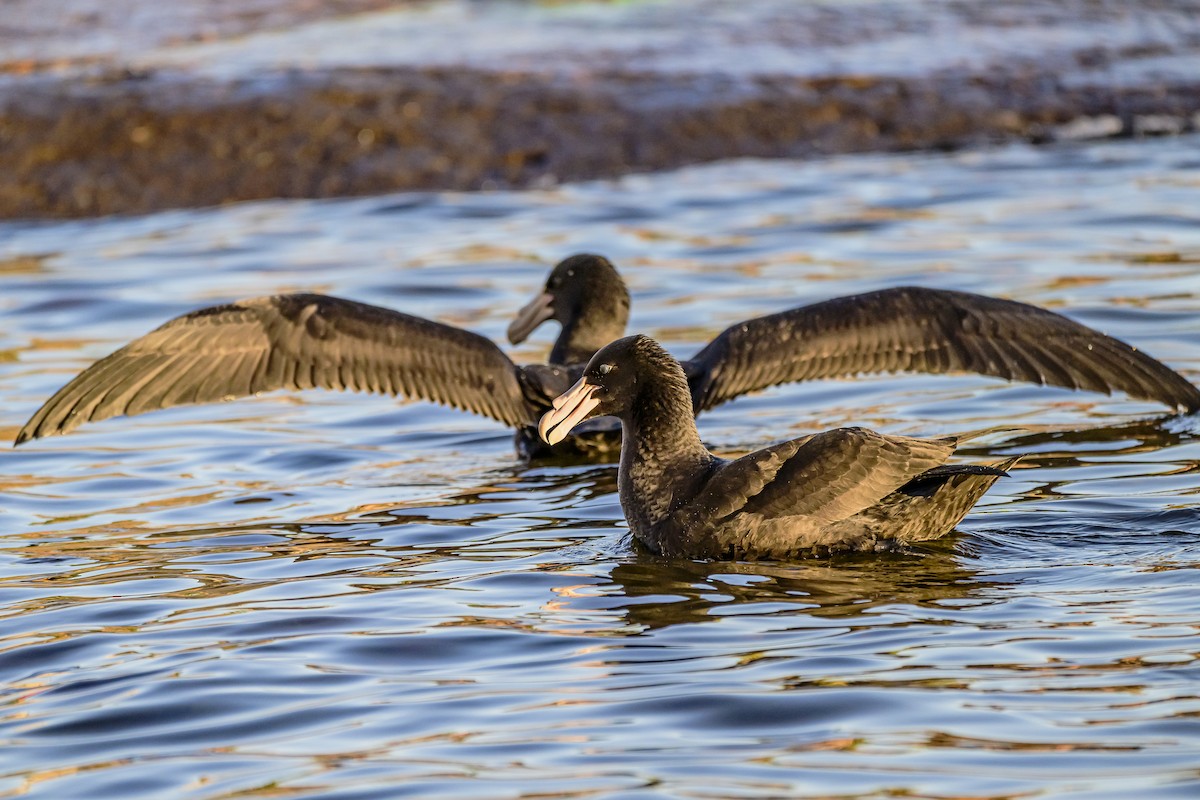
xmin=1 ymin=136 xmax=1200 ymax=798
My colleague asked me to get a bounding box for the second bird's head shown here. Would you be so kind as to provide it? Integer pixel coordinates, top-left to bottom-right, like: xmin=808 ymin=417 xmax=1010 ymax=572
xmin=507 ymin=254 xmax=630 ymax=358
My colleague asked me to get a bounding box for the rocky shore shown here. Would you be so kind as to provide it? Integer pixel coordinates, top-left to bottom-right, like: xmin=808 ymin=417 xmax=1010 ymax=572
xmin=3 ymin=0 xmax=1199 ymax=219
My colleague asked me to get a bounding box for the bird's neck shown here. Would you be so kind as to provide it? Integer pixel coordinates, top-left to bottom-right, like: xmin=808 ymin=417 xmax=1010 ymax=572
xmin=551 ymin=306 xmax=628 ymax=366
xmin=618 ymin=383 xmax=713 ymax=539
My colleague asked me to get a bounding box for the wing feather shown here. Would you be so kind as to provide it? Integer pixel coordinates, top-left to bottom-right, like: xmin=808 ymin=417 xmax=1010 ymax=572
xmin=685 ymin=287 xmax=1200 ymax=412
xmin=16 ymin=293 xmax=535 ymax=443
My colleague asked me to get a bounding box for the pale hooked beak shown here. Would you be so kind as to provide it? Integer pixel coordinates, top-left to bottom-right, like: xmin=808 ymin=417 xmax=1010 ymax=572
xmin=507 ymin=291 xmax=555 ymax=344
xmin=538 ymin=379 xmax=602 ymax=445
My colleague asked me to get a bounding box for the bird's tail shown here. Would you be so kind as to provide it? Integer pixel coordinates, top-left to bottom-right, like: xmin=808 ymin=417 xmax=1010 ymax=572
xmin=895 ymin=455 xmax=1023 ymax=543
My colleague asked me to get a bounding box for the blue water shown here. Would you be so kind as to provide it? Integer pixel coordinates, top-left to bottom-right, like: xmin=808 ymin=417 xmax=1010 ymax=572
xmin=2 ymin=136 xmax=1200 ymax=799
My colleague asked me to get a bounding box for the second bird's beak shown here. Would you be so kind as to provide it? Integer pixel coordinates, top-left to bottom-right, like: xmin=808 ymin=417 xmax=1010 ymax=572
xmin=507 ymin=292 xmax=555 ymax=344
xmin=539 ymin=379 xmax=601 ymax=445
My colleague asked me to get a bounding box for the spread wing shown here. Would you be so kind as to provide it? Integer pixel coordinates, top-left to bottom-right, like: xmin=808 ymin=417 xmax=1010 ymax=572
xmin=16 ymin=293 xmax=537 ymax=444
xmin=704 ymin=427 xmax=957 ymax=523
xmin=684 ymin=286 xmax=1200 ymax=413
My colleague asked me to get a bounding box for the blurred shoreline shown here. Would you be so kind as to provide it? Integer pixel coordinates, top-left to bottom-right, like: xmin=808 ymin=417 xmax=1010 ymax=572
xmin=3 ymin=0 xmax=1199 ymax=220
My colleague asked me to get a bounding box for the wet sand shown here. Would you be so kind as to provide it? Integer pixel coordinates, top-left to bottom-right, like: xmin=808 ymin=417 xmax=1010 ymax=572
xmin=3 ymin=0 xmax=1199 ymax=219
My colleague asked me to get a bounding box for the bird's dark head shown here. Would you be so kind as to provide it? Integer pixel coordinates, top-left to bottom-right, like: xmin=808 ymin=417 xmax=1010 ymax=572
xmin=507 ymin=254 xmax=630 ymax=364
xmin=539 ymin=335 xmax=686 ymax=445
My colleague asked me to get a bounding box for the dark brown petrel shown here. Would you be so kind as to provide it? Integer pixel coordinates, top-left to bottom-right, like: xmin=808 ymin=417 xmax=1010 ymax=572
xmin=16 ymin=254 xmax=1199 ymax=458
xmin=540 ymin=335 xmax=1020 ymax=559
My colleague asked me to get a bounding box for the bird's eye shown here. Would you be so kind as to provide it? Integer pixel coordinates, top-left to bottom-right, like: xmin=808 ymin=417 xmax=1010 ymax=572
xmin=598 ymin=363 xmax=614 ymax=375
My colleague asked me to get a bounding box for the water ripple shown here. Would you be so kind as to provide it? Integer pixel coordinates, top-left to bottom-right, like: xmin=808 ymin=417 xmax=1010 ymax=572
xmin=1 ymin=136 xmax=1200 ymax=798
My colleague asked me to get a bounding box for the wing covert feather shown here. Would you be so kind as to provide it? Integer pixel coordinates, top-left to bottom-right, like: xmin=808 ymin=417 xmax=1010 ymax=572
xmin=725 ymin=428 xmax=957 ymax=523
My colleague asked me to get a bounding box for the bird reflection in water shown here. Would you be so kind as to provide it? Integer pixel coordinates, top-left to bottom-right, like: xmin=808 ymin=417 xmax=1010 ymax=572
xmin=602 ymin=544 xmax=995 ymax=631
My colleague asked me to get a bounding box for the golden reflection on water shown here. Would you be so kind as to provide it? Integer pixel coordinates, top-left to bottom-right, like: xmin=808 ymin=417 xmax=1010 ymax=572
xmin=0 ymin=254 xmax=50 ymax=275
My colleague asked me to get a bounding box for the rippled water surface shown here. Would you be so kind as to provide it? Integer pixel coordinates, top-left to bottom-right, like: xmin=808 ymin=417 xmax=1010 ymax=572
xmin=2 ymin=137 xmax=1200 ymax=799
